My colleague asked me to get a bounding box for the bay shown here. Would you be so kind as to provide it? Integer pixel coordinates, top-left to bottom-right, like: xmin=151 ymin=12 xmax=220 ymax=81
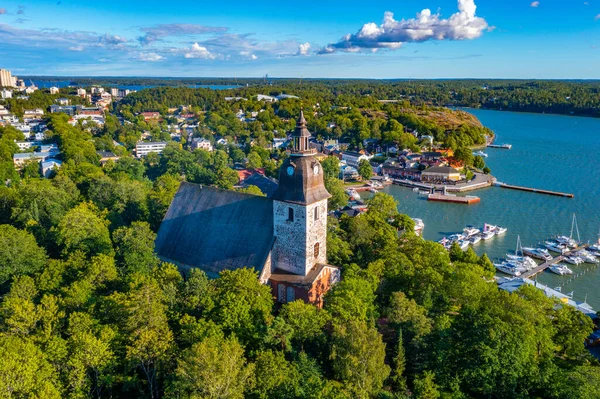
xmin=382 ymin=109 xmax=600 ymax=308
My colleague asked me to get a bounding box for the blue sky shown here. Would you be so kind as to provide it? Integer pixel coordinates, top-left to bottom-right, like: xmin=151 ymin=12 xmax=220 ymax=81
xmin=0 ymin=0 xmax=599 ymax=78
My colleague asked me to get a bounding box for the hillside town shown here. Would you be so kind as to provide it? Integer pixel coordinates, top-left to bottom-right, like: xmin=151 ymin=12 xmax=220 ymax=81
xmin=1 ymin=68 xmax=491 ymax=191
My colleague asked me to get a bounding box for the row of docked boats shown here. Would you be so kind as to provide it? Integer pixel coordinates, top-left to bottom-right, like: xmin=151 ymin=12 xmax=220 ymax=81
xmin=438 ymin=223 xmax=507 ymax=250
xmin=494 ymin=236 xmax=538 ymax=277
xmin=494 ymin=225 xmax=600 ymax=277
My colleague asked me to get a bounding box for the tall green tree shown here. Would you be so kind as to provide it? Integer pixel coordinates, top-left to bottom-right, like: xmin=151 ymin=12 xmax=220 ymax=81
xmin=0 ymin=224 xmax=47 ymax=284
xmin=330 ymin=320 xmax=390 ymax=399
xmin=358 ymin=158 xmax=373 ymax=181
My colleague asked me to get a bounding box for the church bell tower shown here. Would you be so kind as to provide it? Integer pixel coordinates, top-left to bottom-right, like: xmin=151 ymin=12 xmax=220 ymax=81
xmin=270 ymin=111 xmax=331 ymax=276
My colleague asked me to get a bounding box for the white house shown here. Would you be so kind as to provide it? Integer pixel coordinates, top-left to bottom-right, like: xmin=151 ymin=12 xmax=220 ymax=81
xmin=1 ymin=89 xmax=12 ymax=99
xmin=135 ymin=141 xmax=168 ymax=157
xmin=76 ymin=88 xmax=86 ymax=97
xmin=41 ymin=159 xmax=63 ymax=178
xmin=341 ymin=151 xmax=373 ymax=168
xmin=49 ymin=87 xmax=60 ymax=95
xmin=23 ymin=109 xmax=44 ymax=118
xmin=257 ymin=94 xmax=277 ymax=102
xmin=191 ymin=138 xmax=213 ymax=152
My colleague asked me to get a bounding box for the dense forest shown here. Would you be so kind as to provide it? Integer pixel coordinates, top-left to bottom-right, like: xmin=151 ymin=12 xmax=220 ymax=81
xmin=24 ymin=77 xmax=600 ymax=117
xmin=0 ymin=85 xmax=599 ymax=398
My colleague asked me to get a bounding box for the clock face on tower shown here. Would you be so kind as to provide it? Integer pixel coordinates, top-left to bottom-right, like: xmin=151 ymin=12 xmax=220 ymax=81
xmin=287 ymin=166 xmax=295 ymax=176
xmin=313 ymin=165 xmax=319 ymax=175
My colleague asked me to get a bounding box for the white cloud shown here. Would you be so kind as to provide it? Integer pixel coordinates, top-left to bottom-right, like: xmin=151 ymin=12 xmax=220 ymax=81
xmin=69 ymin=45 xmax=84 ymax=51
xmin=318 ymin=0 xmax=489 ymax=54
xmin=239 ymin=51 xmax=257 ymax=60
xmin=297 ymin=42 xmax=311 ymax=56
xmin=530 ymin=1 xmax=540 ymax=7
xmin=139 ymin=52 xmax=165 ymax=62
xmin=138 ymin=23 xmax=227 ymax=45
xmin=595 ymin=13 xmax=600 ymax=21
xmin=184 ymin=43 xmax=216 ymax=59
xmin=0 ymin=8 xmax=6 ymax=15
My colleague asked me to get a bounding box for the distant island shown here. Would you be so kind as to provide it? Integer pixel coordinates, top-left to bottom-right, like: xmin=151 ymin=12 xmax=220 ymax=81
xmin=20 ymin=77 xmax=600 ymax=118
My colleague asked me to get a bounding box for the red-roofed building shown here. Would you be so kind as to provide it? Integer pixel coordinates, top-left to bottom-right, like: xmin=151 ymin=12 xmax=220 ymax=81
xmin=237 ymin=168 xmax=265 ymax=183
xmin=142 ymin=112 xmax=160 ymax=121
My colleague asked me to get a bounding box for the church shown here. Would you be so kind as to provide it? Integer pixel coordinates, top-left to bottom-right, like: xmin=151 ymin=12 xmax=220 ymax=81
xmin=155 ymin=112 xmax=340 ymax=307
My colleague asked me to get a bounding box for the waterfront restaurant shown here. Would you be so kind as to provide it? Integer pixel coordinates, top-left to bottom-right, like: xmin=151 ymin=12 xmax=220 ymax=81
xmin=421 ymin=166 xmax=461 ymax=182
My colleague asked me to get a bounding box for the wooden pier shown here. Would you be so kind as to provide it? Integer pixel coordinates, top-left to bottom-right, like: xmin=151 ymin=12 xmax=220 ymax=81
xmin=427 ymin=193 xmax=480 ymax=204
xmin=520 ymin=245 xmax=588 ymax=279
xmin=495 ymin=182 xmax=574 ymax=198
xmin=487 ymin=144 xmax=512 ymax=149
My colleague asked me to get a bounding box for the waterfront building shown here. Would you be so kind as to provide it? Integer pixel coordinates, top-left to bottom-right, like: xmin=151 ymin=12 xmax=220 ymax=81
xmin=421 ymin=165 xmax=461 ymax=182
xmin=155 ymin=112 xmax=340 ymax=307
xmin=135 ymin=141 xmax=167 ymax=157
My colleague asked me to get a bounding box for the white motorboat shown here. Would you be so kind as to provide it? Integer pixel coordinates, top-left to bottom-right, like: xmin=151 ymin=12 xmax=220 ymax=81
xmin=495 ymin=262 xmax=522 ymax=277
xmin=564 ymin=256 xmax=584 ymax=265
xmin=473 ymin=150 xmax=488 ymax=158
xmin=458 ymin=240 xmax=470 ymax=251
xmin=544 ymin=241 xmax=569 ymax=255
xmin=494 ymin=226 xmax=508 ymax=235
xmin=556 ymin=235 xmax=578 ymax=248
xmin=469 ymin=236 xmax=482 ymax=245
xmin=506 ymin=254 xmax=537 ymax=270
xmin=522 ymin=247 xmax=553 ymax=261
xmin=481 ymin=230 xmax=495 ymax=240
xmin=463 ymin=226 xmax=481 ymax=238
xmin=448 ymin=234 xmax=466 ymax=242
xmin=412 ymin=218 xmax=425 ymax=236
xmin=484 ymin=223 xmax=507 ymax=235
xmin=549 ymin=264 xmax=573 ymax=276
xmin=576 ymin=250 xmax=598 ymax=264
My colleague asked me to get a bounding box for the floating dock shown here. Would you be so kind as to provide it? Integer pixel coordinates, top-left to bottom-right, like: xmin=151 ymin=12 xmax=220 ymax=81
xmin=495 ymin=182 xmax=574 ymax=198
xmin=520 ymin=244 xmax=588 ymax=279
xmin=427 ymin=193 xmax=480 ymax=204
xmin=487 ymin=143 xmax=512 ymax=149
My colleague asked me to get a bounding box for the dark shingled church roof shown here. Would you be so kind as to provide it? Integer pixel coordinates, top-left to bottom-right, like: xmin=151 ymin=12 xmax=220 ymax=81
xmin=155 ymin=182 xmax=274 ymax=276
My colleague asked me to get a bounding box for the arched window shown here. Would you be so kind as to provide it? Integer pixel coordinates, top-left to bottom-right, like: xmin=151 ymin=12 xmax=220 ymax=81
xmin=278 ymin=284 xmax=285 ymax=303
xmin=288 ymin=207 xmax=294 ymax=222
xmin=286 ymin=286 xmax=295 ymax=303
xmin=314 ymin=242 xmax=320 ymax=258
xmin=314 ymin=206 xmax=319 ymax=221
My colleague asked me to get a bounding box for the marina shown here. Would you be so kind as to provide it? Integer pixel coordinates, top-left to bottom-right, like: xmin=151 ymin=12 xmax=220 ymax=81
xmin=380 ymin=109 xmax=600 ymax=309
xmin=519 ymin=244 xmax=588 ymax=279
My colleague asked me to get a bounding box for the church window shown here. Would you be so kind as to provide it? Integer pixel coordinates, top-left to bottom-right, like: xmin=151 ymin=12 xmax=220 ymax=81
xmin=278 ymin=284 xmax=285 ymax=303
xmin=314 ymin=207 xmax=319 ymax=221
xmin=314 ymin=242 xmax=320 ymax=258
xmin=288 ymin=207 xmax=294 ymax=222
xmin=286 ymin=286 xmax=295 ymax=303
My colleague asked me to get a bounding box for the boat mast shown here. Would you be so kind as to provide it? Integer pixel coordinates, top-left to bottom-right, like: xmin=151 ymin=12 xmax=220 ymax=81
xmin=569 ymin=213 xmax=581 ymax=243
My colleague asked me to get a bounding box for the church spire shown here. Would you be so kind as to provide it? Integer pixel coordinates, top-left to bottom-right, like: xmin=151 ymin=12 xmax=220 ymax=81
xmin=292 ymin=108 xmax=311 ymax=155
